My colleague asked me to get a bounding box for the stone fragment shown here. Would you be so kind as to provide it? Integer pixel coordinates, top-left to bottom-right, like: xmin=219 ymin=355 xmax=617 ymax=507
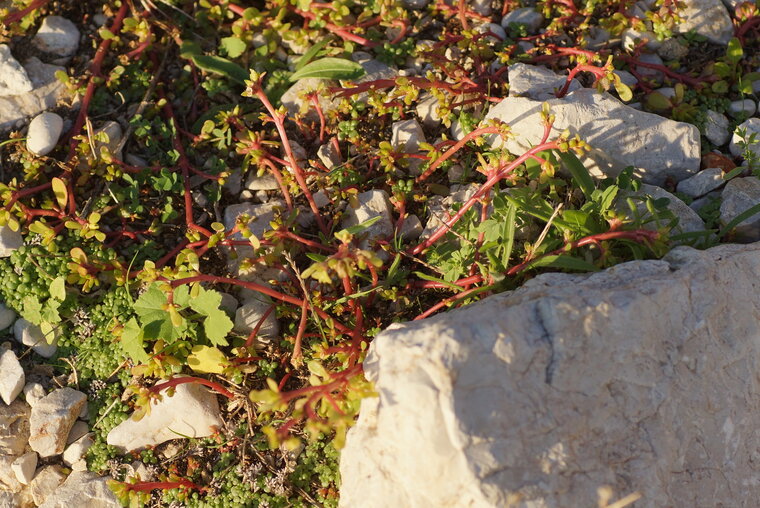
xmin=584 ymin=26 xmax=610 ymax=50
xmin=676 ymin=168 xmax=725 ymax=198
xmin=621 ymin=27 xmax=661 ymax=51
xmin=94 ymin=120 xmax=123 ymax=160
xmin=107 ymin=380 xmax=223 ymax=452
xmin=0 ymin=57 xmax=72 ymax=131
xmin=728 ymin=98 xmax=757 ymax=118
xmin=415 ymin=92 xmax=442 ymax=128
xmin=63 ymin=433 xmax=93 ymax=468
xmin=317 ymin=142 xmax=342 ymax=170
xmin=613 ymin=70 xmax=637 ymax=88
xmin=233 ymin=296 xmax=279 ymax=342
xmin=0 ymin=399 xmax=30 ymax=456
xmin=507 ymin=63 xmax=580 ymax=101
xmin=657 ymin=38 xmax=689 ymax=60
xmin=636 ymin=53 xmax=665 ymax=80
xmin=0 ymin=226 xmax=22 ymax=257
xmin=0 ymin=455 xmax=23 ymax=492
xmin=27 ymin=112 xmax=63 ymax=156
xmin=340 ymin=242 xmax=760 ymax=507
xmin=0 ymin=348 xmax=24 ymax=404
xmin=720 ymin=177 xmax=760 ymax=242
xmin=353 ymin=54 xmax=396 ymax=83
xmin=28 ymin=465 xmax=66 ymax=506
xmin=0 ymin=45 xmax=33 ymax=96
xmin=703 ymin=109 xmax=730 ymax=146
xmin=38 ymin=471 xmax=121 ymax=508
xmin=500 ymin=7 xmax=543 ymax=34
xmin=244 ymin=171 xmax=279 ymax=192
xmin=476 ymin=22 xmax=506 ymax=42
xmin=23 ymin=382 xmax=46 ymax=408
xmin=0 ymin=303 xmax=16 ymax=329
xmin=29 ymin=387 xmax=87 ymax=457
xmin=689 ymin=190 xmax=722 ymax=213
xmin=219 ymin=292 xmax=239 ymax=316
xmin=620 ymin=184 xmax=705 ymax=234
xmin=400 ymin=214 xmax=423 ymax=241
xmin=66 ymin=420 xmax=89 ymax=444
xmin=484 ymin=89 xmax=700 ymax=185
xmin=33 ymin=16 xmax=80 ymax=56
xmin=676 ymin=0 xmax=734 ymax=45
xmin=341 ymin=190 xmax=394 ymax=252
xmin=391 ymin=119 xmax=426 ymax=153
xmin=11 ymin=452 xmax=37 ymax=485
xmin=14 ymin=319 xmax=57 ymax=358
xmin=729 ymin=117 xmax=760 ymax=158
xmin=0 ymin=491 xmax=19 ymax=508
xmin=280 ymin=78 xmax=338 ymax=121
xmin=401 ymin=0 xmax=427 ymax=10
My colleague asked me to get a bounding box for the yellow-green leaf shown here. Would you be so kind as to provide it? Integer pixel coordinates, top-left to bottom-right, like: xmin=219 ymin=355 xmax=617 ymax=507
xmin=51 ymin=177 xmax=68 ymax=210
xmin=187 ymin=345 xmax=228 ymax=374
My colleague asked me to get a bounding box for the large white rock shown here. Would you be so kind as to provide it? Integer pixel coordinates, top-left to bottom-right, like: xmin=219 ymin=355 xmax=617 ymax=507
xmin=500 ymin=7 xmax=543 ymax=34
xmin=507 ymin=63 xmax=581 ymax=101
xmin=27 ymin=111 xmax=63 ymax=156
xmin=340 ymin=243 xmax=760 ymax=507
xmin=484 ymin=88 xmax=701 ymax=185
xmin=38 ymin=471 xmax=121 ymax=508
xmin=33 ymin=16 xmax=81 ymax=57
xmin=720 ymin=177 xmax=760 ymax=242
xmin=29 ymin=387 xmax=87 ymax=457
xmin=14 ymin=318 xmax=57 ymax=358
xmin=0 ymin=348 xmax=24 ymax=404
xmin=28 ymin=465 xmax=66 ymax=506
xmin=676 ymin=0 xmax=734 ymax=45
xmin=107 ymin=380 xmax=223 ymax=452
xmin=0 ymin=399 xmax=30 ymax=456
xmin=0 ymin=45 xmax=33 ymax=96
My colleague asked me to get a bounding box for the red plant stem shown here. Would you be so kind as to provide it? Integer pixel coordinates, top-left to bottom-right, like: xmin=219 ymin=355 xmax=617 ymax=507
xmin=556 ymin=63 xmax=607 ymax=98
xmin=279 ymin=364 xmax=362 ymax=403
xmin=244 ymin=304 xmax=276 ymax=348
xmin=417 ymin=126 xmax=500 ymax=182
xmin=261 ymin=158 xmax=293 ymax=210
xmin=309 ymin=94 xmax=327 ymax=143
xmin=1 ymin=0 xmax=50 ymax=26
xmin=150 ymin=376 xmax=235 ymax=399
xmin=124 ymin=480 xmax=206 ymax=493
xmin=289 ymin=7 xmax=376 ymax=46
xmin=617 ymin=54 xmax=707 ymax=88
xmin=291 ymin=300 xmax=309 ymax=364
xmin=414 ymin=285 xmax=485 ymax=320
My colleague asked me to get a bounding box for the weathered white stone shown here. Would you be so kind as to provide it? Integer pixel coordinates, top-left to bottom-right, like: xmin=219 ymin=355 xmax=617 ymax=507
xmin=33 ymin=16 xmax=80 ymax=56
xmin=38 ymin=471 xmax=121 ymax=508
xmin=391 ymin=119 xmax=426 ymax=153
xmin=28 ymin=465 xmax=66 ymax=506
xmin=0 ymin=45 xmax=33 ymax=96
xmin=244 ymin=171 xmax=279 ymax=191
xmin=107 ymin=380 xmax=223 ymax=452
xmin=729 ymin=117 xmax=760 ymax=158
xmin=475 ymin=22 xmax=506 ymax=42
xmin=0 ymin=399 xmax=30 ymax=456
xmin=400 ymin=214 xmax=423 ymax=241
xmin=584 ymin=26 xmax=610 ymax=50
xmin=657 ymin=38 xmax=690 ymax=60
xmin=636 ymin=53 xmax=665 ymax=80
xmin=27 ymin=112 xmax=63 ymax=156
xmin=11 ymin=452 xmax=37 ymax=485
xmin=0 ymin=226 xmax=23 ymax=257
xmin=500 ymin=7 xmax=543 ymax=34
xmin=234 ymin=296 xmax=279 ymax=341
xmin=93 ymin=120 xmax=123 ymax=160
xmin=507 ymin=63 xmax=580 ymax=101
xmin=0 ymin=349 xmax=24 ymax=404
xmin=223 ymin=200 xmax=287 ymax=240
xmin=621 ymin=183 xmax=705 ymax=233
xmin=0 ymin=455 xmax=23 ymax=493
xmin=354 ymin=54 xmax=397 ymax=83
xmin=720 ymin=177 xmax=760 ymax=242
xmin=472 ymin=0 xmax=491 ymax=16
xmin=66 ymin=420 xmax=89 ymax=444
xmin=0 ymin=491 xmax=20 ymax=508
xmin=401 ymin=0 xmax=427 ymax=10
xmin=0 ymin=57 xmax=73 ymax=131
xmin=654 ymin=86 xmax=676 ymax=100
xmin=484 ymin=89 xmax=701 ymax=185
xmin=415 ymin=92 xmax=442 ymax=128
xmin=0 ymin=303 xmax=16 ymax=330
xmin=23 ymin=382 xmax=46 ymax=408
xmin=14 ymin=318 xmax=57 ymax=358
xmin=341 ymin=190 xmax=394 ymax=252
xmin=281 ymin=78 xmax=338 ymax=121
xmin=676 ymin=0 xmax=734 ymax=45
xmin=621 ymin=27 xmax=661 ymax=51
xmin=703 ymin=109 xmax=730 ymax=146
xmin=29 ymin=387 xmax=87 ymax=457
xmin=63 ymin=433 xmax=93 ymax=467
xmin=676 ymin=167 xmax=725 ymax=198
xmin=613 ymin=69 xmax=638 ymax=88
xmin=728 ymin=98 xmax=757 ymax=118
xmin=317 ymin=142 xmax=342 ymax=170
xmin=341 ymin=242 xmax=760 ymax=507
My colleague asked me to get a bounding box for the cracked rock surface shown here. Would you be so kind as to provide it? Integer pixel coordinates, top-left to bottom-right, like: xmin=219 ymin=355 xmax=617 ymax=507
xmin=340 ymin=242 xmax=760 ymax=507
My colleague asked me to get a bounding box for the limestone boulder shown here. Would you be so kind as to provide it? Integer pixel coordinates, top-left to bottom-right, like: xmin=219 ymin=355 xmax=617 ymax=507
xmin=38 ymin=471 xmax=120 ymax=508
xmin=340 ymin=242 xmax=760 ymax=507
xmin=28 ymin=387 xmax=87 ymax=457
xmin=675 ymin=0 xmax=734 ymax=45
xmin=484 ymin=88 xmax=701 ymax=186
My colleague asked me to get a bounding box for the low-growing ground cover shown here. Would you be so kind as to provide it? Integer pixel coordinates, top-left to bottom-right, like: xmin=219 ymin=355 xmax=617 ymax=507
xmin=0 ymin=0 xmax=759 ymax=506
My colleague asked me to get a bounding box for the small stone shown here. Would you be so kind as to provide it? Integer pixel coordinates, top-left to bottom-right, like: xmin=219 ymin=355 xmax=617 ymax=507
xmin=92 ymin=14 xmax=108 ymax=26
xmin=585 ymin=27 xmax=610 ymax=50
xmin=689 ymin=190 xmax=722 ymax=213
xmin=0 ymin=303 xmax=16 ymax=329
xmin=233 ymin=296 xmax=279 ymax=342
xmin=0 ymin=399 xmax=30 ymax=456
xmin=313 ymin=189 xmax=331 ymax=209
xmin=28 ymin=465 xmax=66 ymax=506
xmin=29 ymin=387 xmax=87 ymax=457
xmin=472 ymin=0 xmax=491 ymax=15
xmin=244 ymin=171 xmax=279 ymax=191
xmin=94 ymin=121 xmax=123 ymax=160
xmin=676 ymin=0 xmax=733 ymax=45
xmin=38 ymin=471 xmax=121 ymax=508
xmin=728 ymin=98 xmax=757 ymax=118
xmin=106 ymin=380 xmax=223 ymax=452
xmin=0 ymin=455 xmax=23 ymax=493
xmin=63 ymin=433 xmax=93 ymax=467
xmin=0 ymin=57 xmax=71 ymax=131
xmin=66 ymin=420 xmax=89 ymax=444
xmin=33 ymin=16 xmax=80 ymax=56
xmin=621 ymin=28 xmax=661 ymax=51
xmin=720 ymin=177 xmax=760 ymax=242
xmin=11 ymin=452 xmax=37 ymax=485
xmin=500 ymin=7 xmax=543 ymax=34
xmin=475 ymin=22 xmax=506 ymax=42
xmin=415 ymin=92 xmax=442 ymax=129
xmin=508 ymin=63 xmax=580 ymax=100
xmin=219 ymin=292 xmax=238 ymax=316
xmin=0 ymin=45 xmax=33 ymax=96
xmin=657 ymin=38 xmax=690 ymax=60
xmin=391 ymin=119 xmax=426 ymax=153
xmin=703 ymin=109 xmax=730 ymax=146
xmin=614 ymin=70 xmax=638 ymax=88
xmin=636 ymin=53 xmax=665 ymax=80
xmin=621 ymin=184 xmax=705 ymax=234
xmin=447 ymin=164 xmax=465 ymax=183
xmin=0 ymin=226 xmax=22 ymax=257
xmin=317 ymin=142 xmax=342 ymax=170
xmin=0 ymin=349 xmax=24 ymax=404
xmin=401 ymin=0 xmax=427 ymax=10
xmin=281 ymin=78 xmax=339 ymax=122
xmin=654 ymin=87 xmax=676 ymax=100
xmin=341 ymin=190 xmax=394 ymax=253
xmin=27 ymin=112 xmax=63 ymax=156
xmin=400 ymin=215 xmax=423 ymax=241
xmin=676 ymin=168 xmax=726 ymax=198
xmin=23 ymin=382 xmax=46 ymax=408
xmin=729 ymin=118 xmax=760 ymax=158
xmin=14 ymin=319 xmax=57 ymax=358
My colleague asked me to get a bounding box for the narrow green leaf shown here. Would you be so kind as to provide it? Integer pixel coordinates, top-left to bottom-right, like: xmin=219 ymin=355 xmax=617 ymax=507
xmin=294 ymin=38 xmax=332 ymax=70
xmin=191 ymin=54 xmax=248 ymax=84
xmin=527 ymin=254 xmax=599 ymax=272
xmin=558 ymin=151 xmax=595 ymax=199
xmin=289 ymin=57 xmax=365 ymax=81
xmin=718 ymin=203 xmax=760 ymax=238
xmin=340 ymin=215 xmax=382 ymax=236
xmin=501 ymin=202 xmax=516 ymax=267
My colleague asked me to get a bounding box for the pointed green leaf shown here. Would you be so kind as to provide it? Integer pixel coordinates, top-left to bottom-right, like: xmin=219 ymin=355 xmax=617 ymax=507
xmin=289 ymin=57 xmax=365 ymax=81
xmin=191 ymin=54 xmax=248 ymax=84
xmin=558 ymin=150 xmax=595 ymax=200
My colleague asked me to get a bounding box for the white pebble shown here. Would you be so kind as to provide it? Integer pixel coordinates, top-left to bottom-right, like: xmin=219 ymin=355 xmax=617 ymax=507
xmin=27 ymin=112 xmax=63 ymax=156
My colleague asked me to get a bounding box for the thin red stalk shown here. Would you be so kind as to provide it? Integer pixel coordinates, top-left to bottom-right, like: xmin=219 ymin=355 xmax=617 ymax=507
xmin=124 ymin=480 xmax=206 ymax=493
xmin=1 ymin=0 xmax=50 ymax=26
xmin=150 ymin=376 xmax=235 ymax=399
xmin=416 ymin=126 xmax=500 ymax=182
xmin=291 ymin=300 xmax=309 ymax=364
xmin=244 ymin=304 xmax=276 ymax=348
